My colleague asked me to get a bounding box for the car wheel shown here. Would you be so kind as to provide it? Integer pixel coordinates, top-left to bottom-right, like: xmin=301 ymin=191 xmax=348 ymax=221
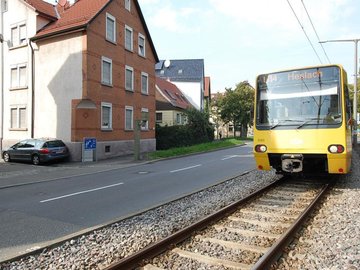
xmin=32 ymin=154 xmax=40 ymax=165
xmin=3 ymin=152 xmax=10 ymax=162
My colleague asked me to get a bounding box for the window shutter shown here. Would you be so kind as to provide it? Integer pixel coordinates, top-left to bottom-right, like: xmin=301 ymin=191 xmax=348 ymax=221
xmin=19 ymin=25 xmax=26 ymax=44
xmin=19 ymin=66 xmax=26 ymax=87
xmin=11 ymin=108 xmax=17 ymax=128
xmin=11 ymin=68 xmax=17 ymax=88
xmin=19 ymin=108 xmax=26 ymax=128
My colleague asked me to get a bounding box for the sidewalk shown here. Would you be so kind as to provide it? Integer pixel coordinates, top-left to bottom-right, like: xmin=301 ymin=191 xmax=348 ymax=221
xmin=0 ymin=155 xmax=149 ymax=189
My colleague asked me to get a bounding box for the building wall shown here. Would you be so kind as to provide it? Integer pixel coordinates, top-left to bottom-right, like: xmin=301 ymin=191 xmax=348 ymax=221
xmin=1 ymin=0 xmax=42 ymax=148
xmin=34 ymin=32 xmax=83 ymax=142
xmin=71 ymin=0 xmax=157 ymax=160
xmin=171 ymin=81 xmax=202 ymax=110
xmin=156 ymin=110 xmax=186 ymax=126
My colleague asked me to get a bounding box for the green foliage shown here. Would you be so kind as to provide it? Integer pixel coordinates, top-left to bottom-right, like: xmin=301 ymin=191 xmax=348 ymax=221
xmin=155 ymin=109 xmax=214 ymax=150
xmin=155 ymin=125 xmax=191 ymax=150
xmin=149 ymin=138 xmax=243 ymax=159
xmin=348 ymin=82 xmax=360 ymax=113
xmin=185 ymin=108 xmax=214 ymax=144
xmin=219 ymin=81 xmax=255 ymax=137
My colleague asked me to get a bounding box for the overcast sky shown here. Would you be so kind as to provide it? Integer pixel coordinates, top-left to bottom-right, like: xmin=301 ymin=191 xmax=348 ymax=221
xmin=45 ymin=0 xmax=360 ymax=92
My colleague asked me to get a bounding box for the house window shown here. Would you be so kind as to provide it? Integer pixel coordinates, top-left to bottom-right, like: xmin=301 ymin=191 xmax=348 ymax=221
xmin=176 ymin=113 xmax=181 ymax=124
xmin=125 ymin=25 xmax=133 ymax=51
xmin=141 ymin=72 xmax=148 ymax=94
xmin=10 ymin=106 xmax=26 ymax=129
xmin=105 ymin=145 xmax=111 ymax=153
xmin=10 ymin=64 xmax=27 ymax=89
xmin=101 ymin=102 xmax=112 ymax=130
xmin=138 ymin=33 xmax=145 ymax=57
xmin=156 ymin=112 xmax=162 ymax=123
xmin=125 ymin=65 xmax=134 ymax=91
xmin=125 ymin=106 xmax=133 ymax=130
xmin=125 ymin=0 xmax=130 ymax=11
xmin=101 ymin=56 xmax=112 ymax=86
xmin=141 ymin=108 xmax=149 ymax=130
xmin=11 ymin=23 xmax=26 ymax=47
xmin=2 ymin=0 xmax=8 ymax=12
xmin=106 ymin=13 xmax=116 ymax=43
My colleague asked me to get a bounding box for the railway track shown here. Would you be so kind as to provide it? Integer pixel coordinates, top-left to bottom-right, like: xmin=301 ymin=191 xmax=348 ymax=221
xmin=105 ymin=177 xmax=333 ymax=270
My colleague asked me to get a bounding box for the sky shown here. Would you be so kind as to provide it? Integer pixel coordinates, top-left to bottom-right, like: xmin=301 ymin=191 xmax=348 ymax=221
xmin=46 ymin=0 xmax=360 ymax=92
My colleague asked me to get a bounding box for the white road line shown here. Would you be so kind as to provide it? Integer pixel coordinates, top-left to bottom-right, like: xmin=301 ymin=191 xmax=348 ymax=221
xmin=221 ymin=155 xmax=238 ymax=160
xmin=170 ymin=164 xmax=202 ymax=173
xmin=221 ymin=154 xmax=254 ymax=160
xmin=40 ymin=182 xmax=124 ymax=203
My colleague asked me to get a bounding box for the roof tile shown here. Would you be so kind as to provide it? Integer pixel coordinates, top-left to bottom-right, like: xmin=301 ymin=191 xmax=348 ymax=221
xmin=156 ymin=77 xmax=192 ymax=110
xmin=23 ymin=0 xmax=57 ymax=19
xmin=35 ymin=0 xmax=109 ymax=38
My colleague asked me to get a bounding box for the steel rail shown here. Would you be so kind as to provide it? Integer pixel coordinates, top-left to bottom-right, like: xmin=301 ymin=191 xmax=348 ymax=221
xmin=252 ymin=182 xmax=333 ymax=270
xmin=104 ymin=178 xmax=285 ymax=270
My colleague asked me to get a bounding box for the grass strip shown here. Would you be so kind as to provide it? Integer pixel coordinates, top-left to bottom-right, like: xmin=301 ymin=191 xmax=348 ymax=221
xmin=148 ymin=138 xmax=247 ymax=160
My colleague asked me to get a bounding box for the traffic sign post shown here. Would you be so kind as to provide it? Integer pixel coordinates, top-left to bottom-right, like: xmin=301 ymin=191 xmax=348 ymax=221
xmin=82 ymin=137 xmax=97 ymax=162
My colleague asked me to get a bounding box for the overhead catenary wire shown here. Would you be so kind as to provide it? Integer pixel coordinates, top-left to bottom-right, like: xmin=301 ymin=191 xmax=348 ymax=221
xmin=286 ymin=0 xmax=323 ymax=64
xmin=301 ymin=0 xmax=331 ymax=64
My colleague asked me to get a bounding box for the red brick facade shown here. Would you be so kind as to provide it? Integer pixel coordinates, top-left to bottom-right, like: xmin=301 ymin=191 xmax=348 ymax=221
xmin=70 ymin=0 xmax=157 ymax=142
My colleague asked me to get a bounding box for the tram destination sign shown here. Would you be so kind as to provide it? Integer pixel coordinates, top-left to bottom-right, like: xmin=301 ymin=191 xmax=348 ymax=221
xmin=258 ymin=66 xmax=340 ymax=86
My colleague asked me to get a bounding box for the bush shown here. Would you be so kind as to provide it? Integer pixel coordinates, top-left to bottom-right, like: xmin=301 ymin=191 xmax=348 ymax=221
xmin=155 ymin=109 xmax=214 ymax=150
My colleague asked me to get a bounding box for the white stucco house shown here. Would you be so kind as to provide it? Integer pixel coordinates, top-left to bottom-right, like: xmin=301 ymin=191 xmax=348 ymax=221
xmin=155 ymin=59 xmax=205 ymax=111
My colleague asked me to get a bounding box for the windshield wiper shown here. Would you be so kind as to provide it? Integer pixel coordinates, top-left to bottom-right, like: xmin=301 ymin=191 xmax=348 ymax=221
xmin=297 ymin=118 xmax=320 ymax=129
xmin=270 ymin=119 xmax=302 ymax=129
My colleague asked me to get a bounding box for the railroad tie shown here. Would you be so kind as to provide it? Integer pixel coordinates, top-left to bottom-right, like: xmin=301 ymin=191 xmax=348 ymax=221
xmin=141 ymin=264 xmax=166 ymax=270
xmin=239 ymin=209 xmax=298 ymax=219
xmin=172 ymin=248 xmax=252 ymax=270
xmin=214 ymin=225 xmax=280 ymax=239
xmin=195 ymin=235 xmax=268 ymax=253
xmin=228 ymin=216 xmax=290 ymax=228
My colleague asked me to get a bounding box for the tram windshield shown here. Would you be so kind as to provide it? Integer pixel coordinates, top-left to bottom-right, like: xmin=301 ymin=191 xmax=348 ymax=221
xmin=256 ymin=66 xmax=342 ymax=129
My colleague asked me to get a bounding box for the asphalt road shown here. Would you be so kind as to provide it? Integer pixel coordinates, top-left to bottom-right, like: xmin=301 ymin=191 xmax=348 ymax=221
xmin=0 ymin=143 xmax=255 ymax=261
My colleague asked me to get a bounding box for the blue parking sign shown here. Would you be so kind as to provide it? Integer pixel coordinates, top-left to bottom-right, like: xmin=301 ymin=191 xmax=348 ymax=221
xmin=84 ymin=138 xmax=96 ymax=150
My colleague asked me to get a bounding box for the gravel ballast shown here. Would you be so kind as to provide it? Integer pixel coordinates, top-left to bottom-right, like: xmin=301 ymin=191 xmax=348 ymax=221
xmin=273 ymin=149 xmax=360 ymax=270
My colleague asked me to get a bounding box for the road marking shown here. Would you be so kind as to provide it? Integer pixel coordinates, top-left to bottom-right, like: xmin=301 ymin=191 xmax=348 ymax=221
xmin=40 ymin=182 xmax=124 ymax=203
xmin=221 ymin=155 xmax=238 ymax=160
xmin=221 ymin=154 xmax=253 ymax=160
xmin=170 ymin=164 xmax=202 ymax=173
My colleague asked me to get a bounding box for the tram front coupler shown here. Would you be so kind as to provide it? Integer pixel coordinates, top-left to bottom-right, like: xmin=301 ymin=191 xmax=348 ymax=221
xmin=281 ymin=154 xmax=304 ymax=173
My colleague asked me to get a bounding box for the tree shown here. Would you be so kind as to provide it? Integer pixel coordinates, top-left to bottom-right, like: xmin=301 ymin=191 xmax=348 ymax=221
xmin=185 ymin=108 xmax=214 ymax=143
xmin=210 ymin=93 xmax=225 ymax=139
xmin=219 ymin=81 xmax=255 ymax=137
xmin=348 ymin=82 xmax=360 ymax=114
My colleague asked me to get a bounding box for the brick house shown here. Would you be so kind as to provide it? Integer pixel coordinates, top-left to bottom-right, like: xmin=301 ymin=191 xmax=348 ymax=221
xmin=0 ymin=0 xmax=158 ymax=161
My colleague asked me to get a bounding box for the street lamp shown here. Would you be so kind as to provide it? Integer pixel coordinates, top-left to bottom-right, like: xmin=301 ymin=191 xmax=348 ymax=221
xmin=319 ymin=38 xmax=359 ymax=144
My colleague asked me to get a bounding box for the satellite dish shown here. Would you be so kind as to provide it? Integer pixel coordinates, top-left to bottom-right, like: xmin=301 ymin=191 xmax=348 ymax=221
xmin=58 ymin=0 xmax=67 ymax=6
xmin=164 ymin=59 xmax=171 ymax=68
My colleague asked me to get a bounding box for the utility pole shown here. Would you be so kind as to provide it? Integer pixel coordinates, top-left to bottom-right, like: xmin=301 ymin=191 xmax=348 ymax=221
xmin=319 ymin=39 xmax=359 ymax=145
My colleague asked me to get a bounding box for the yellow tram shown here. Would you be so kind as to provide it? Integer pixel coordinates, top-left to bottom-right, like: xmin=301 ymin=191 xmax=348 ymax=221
xmin=253 ymin=65 xmax=352 ymax=174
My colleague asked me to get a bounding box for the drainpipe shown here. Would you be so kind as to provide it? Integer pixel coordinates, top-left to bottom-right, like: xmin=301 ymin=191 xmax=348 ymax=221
xmin=29 ymin=40 xmax=34 ymax=138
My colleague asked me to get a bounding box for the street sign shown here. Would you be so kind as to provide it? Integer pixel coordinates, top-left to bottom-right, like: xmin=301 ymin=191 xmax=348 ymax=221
xmin=84 ymin=138 xmax=96 ymax=150
xmin=82 ymin=138 xmax=96 ymax=162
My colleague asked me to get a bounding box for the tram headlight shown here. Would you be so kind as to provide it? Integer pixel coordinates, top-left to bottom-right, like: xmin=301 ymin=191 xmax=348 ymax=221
xmin=328 ymin=144 xmax=345 ymax=153
xmin=255 ymin=144 xmax=267 ymax=153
